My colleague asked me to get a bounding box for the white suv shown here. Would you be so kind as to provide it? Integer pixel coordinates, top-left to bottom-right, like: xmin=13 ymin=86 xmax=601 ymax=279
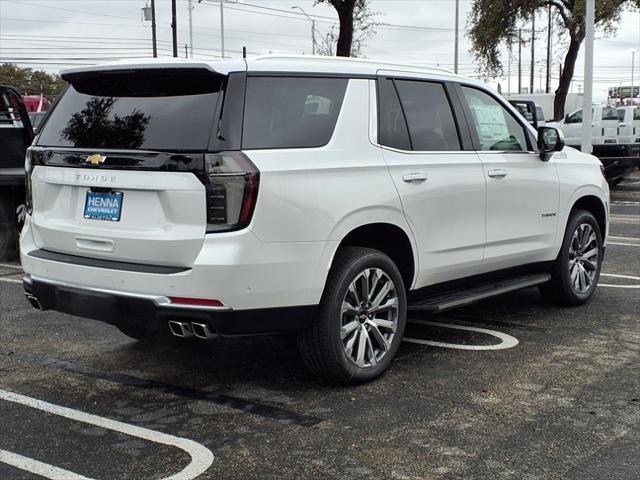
xmin=21 ymin=57 xmax=609 ymax=384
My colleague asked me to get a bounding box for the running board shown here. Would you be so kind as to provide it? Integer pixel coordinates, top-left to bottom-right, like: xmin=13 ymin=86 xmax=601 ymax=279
xmin=408 ymin=273 xmax=552 ymax=313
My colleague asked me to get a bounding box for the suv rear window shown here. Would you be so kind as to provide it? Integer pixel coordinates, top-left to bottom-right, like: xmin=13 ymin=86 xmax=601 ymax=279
xmin=242 ymin=76 xmax=348 ymax=149
xmin=37 ymin=70 xmax=223 ymax=151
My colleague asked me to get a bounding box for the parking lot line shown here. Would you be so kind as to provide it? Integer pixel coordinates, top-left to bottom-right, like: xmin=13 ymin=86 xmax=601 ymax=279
xmin=404 ymin=320 xmax=519 ymax=351
xmin=0 ymin=277 xmax=22 ymax=284
xmin=0 ymin=388 xmax=214 ymax=480
xmin=0 ymin=449 xmax=92 ymax=480
xmin=599 ymin=273 xmax=640 ymax=289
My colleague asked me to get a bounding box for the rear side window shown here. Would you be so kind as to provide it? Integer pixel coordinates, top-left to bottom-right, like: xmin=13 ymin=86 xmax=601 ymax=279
xmin=37 ymin=69 xmax=223 ymax=151
xmin=602 ymin=107 xmax=619 ymax=121
xmin=617 ymin=108 xmax=626 ymax=122
xmin=635 ymin=108 xmax=640 ymax=121
xmin=242 ymin=76 xmax=348 ymax=149
xmin=377 ymin=78 xmax=411 ymax=150
xmin=394 ymin=80 xmax=461 ymax=151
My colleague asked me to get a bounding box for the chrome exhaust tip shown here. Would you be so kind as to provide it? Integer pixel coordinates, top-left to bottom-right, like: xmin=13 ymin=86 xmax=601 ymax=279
xmin=191 ymin=322 xmax=217 ymax=339
xmin=25 ymin=293 xmax=42 ymax=310
xmin=168 ymin=320 xmax=194 ymax=338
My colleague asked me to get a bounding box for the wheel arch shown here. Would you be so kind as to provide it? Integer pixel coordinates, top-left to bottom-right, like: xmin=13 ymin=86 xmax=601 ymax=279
xmin=330 ymin=222 xmax=417 ymax=290
xmin=570 ymin=194 xmax=608 ymax=240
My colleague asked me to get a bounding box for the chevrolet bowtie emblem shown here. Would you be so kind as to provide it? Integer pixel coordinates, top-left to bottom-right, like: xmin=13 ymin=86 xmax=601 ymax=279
xmin=86 ymin=154 xmax=107 ymax=166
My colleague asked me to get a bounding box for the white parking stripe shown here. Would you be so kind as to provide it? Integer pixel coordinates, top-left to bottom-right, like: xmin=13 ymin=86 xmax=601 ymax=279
xmin=0 ymin=277 xmax=22 ymax=284
xmin=404 ymin=321 xmax=519 ymax=351
xmin=600 ymin=273 xmax=640 ymax=289
xmin=608 ymin=236 xmax=640 ymax=241
xmin=0 ymin=263 xmax=22 ymax=269
xmin=0 ymin=450 xmax=92 ymax=480
xmin=0 ymin=389 xmax=214 ymax=480
xmin=609 ymin=242 xmax=640 ymax=246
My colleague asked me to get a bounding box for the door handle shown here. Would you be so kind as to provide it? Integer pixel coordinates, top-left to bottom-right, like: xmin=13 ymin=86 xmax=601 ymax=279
xmin=487 ymin=169 xmax=508 ymax=179
xmin=402 ymin=173 xmax=428 ymax=183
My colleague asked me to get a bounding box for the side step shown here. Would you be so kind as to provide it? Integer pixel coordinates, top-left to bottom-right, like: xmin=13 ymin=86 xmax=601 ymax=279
xmin=408 ymin=273 xmax=552 ymax=313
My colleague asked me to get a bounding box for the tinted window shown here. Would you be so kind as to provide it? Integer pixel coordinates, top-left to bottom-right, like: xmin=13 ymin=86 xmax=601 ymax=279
xmin=461 ymin=86 xmax=528 ymax=152
xmin=242 ymin=76 xmax=347 ymax=149
xmin=617 ymin=108 xmax=626 ymax=122
xmin=635 ymin=108 xmax=640 ymax=121
xmin=38 ymin=71 xmax=223 ymax=151
xmin=566 ymin=109 xmax=583 ymax=123
xmin=602 ymin=107 xmax=619 ymax=121
xmin=377 ymin=78 xmax=411 ymax=150
xmin=394 ymin=80 xmax=460 ymax=151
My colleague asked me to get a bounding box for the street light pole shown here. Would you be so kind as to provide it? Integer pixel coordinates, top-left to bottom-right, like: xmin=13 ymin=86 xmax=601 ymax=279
xmin=632 ymin=51 xmax=636 ymax=105
xmin=220 ymin=0 xmax=225 ymax=58
xmin=292 ymin=6 xmax=316 ymax=55
xmin=171 ymin=0 xmax=178 ymax=57
xmin=188 ymin=0 xmax=194 ymax=58
xmin=454 ymin=0 xmax=459 ymax=74
xmin=151 ymin=0 xmax=157 ymax=58
xmin=581 ymin=0 xmax=594 ymax=154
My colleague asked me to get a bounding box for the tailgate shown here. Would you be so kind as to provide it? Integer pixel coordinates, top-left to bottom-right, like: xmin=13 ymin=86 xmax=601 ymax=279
xmin=30 ymin=163 xmax=206 ymax=267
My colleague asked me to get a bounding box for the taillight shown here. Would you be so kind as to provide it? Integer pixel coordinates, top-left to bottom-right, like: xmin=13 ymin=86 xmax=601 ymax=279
xmin=204 ymin=151 xmax=259 ymax=233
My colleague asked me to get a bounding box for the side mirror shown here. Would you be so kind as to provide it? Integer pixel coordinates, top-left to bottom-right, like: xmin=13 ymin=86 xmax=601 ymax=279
xmin=538 ymin=126 xmax=565 ymax=161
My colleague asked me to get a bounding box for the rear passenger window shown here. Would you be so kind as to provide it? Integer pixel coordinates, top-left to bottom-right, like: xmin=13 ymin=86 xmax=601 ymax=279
xmin=242 ymin=76 xmax=348 ymax=149
xmin=377 ymin=78 xmax=411 ymax=150
xmin=394 ymin=80 xmax=461 ymax=151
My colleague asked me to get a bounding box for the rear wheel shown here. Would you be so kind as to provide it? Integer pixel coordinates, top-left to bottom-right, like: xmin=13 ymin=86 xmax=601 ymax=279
xmin=298 ymin=247 xmax=407 ymax=384
xmin=540 ymin=209 xmax=603 ymax=306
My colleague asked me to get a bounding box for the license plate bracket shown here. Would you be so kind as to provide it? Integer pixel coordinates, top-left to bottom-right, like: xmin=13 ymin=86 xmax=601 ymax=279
xmin=84 ymin=190 xmax=123 ymax=222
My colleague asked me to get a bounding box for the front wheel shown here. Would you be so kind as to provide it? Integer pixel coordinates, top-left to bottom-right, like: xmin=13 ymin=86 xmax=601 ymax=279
xmin=540 ymin=209 xmax=603 ymax=306
xmin=297 ymin=247 xmax=407 ymax=384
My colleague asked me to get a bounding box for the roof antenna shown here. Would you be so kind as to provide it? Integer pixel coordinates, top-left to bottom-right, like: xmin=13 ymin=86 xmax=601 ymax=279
xmin=242 ymin=46 xmax=247 ymax=59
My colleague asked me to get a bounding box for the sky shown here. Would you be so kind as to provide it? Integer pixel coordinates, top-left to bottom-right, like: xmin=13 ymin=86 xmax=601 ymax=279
xmin=0 ymin=0 xmax=639 ymax=101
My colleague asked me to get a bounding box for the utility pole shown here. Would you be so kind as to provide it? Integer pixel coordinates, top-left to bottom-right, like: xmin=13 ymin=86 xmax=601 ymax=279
xmin=185 ymin=44 xmax=188 ymax=59
xmin=632 ymin=50 xmax=636 ymax=105
xmin=581 ymin=0 xmax=594 ymax=154
xmin=171 ymin=0 xmax=178 ymax=57
xmin=220 ymin=0 xmax=225 ymax=58
xmin=546 ymin=3 xmax=552 ymax=93
xmin=292 ymin=6 xmax=316 ymax=55
xmin=188 ymin=0 xmax=194 ymax=58
xmin=454 ymin=0 xmax=459 ymax=74
xmin=507 ymin=46 xmax=512 ymax=95
xmin=530 ymin=11 xmax=535 ymax=94
xmin=151 ymin=0 xmax=157 ymax=58
xmin=518 ymin=28 xmax=522 ymax=94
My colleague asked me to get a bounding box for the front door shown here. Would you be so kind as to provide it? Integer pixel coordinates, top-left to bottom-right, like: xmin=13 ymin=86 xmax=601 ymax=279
xmin=458 ymin=85 xmax=560 ymax=270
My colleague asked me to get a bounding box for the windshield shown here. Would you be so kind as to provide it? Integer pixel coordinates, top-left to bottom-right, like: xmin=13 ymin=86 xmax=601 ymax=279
xmin=38 ymin=70 xmax=223 ymax=151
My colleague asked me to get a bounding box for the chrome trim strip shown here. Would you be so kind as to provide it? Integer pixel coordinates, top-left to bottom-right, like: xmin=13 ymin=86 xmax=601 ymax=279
xmin=27 ymin=275 xmax=233 ymax=312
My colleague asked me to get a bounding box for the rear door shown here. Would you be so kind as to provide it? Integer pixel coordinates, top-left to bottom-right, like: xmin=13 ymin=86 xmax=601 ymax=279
xmin=0 ymin=86 xmax=34 ymax=172
xmin=29 ymin=68 xmax=232 ymax=267
xmin=600 ymin=106 xmax=620 ymax=144
xmin=376 ymin=74 xmax=486 ymax=287
xmin=457 ymin=84 xmax=559 ymax=269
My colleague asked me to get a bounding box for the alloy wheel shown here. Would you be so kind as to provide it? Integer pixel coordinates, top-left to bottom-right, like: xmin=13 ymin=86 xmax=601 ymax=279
xmin=568 ymin=223 xmax=599 ymax=294
xmin=340 ymin=268 xmax=399 ymax=368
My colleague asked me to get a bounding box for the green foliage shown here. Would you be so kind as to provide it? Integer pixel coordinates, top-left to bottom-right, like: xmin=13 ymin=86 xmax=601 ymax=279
xmin=468 ymin=0 xmax=631 ymax=78
xmin=0 ymin=63 xmax=67 ymax=100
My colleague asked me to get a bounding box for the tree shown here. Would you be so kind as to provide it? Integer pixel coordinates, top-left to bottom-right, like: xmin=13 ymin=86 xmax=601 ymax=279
xmin=468 ymin=0 xmax=640 ymax=120
xmin=0 ymin=63 xmax=67 ymax=100
xmin=314 ymin=0 xmax=377 ymax=57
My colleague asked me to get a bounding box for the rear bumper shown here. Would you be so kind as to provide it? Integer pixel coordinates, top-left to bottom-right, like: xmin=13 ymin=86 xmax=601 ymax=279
xmin=23 ymin=275 xmax=316 ymax=336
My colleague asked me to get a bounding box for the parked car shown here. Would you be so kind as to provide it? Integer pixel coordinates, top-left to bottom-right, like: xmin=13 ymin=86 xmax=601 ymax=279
xmin=21 ymin=57 xmax=609 ymax=384
xmin=0 ymin=86 xmax=33 ymax=260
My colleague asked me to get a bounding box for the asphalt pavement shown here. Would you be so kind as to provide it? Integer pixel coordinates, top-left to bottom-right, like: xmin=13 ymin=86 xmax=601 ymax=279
xmin=0 ymin=172 xmax=638 ymax=480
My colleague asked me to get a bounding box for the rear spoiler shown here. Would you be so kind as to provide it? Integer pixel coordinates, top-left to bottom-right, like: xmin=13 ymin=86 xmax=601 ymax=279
xmin=60 ymin=58 xmax=247 ymax=82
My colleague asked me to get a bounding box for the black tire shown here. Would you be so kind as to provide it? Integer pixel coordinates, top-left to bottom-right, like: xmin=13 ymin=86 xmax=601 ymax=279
xmin=297 ymin=246 xmax=407 ymax=384
xmin=539 ymin=209 xmax=603 ymax=306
